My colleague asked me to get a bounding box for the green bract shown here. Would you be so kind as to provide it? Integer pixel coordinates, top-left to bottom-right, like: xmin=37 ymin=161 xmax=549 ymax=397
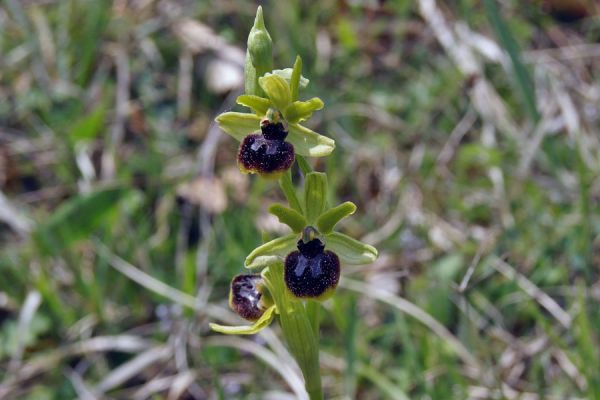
xmin=215 ymin=55 xmax=335 ymax=158
xmin=244 ymin=6 xmax=272 ymax=97
xmin=244 ymin=171 xmax=378 ymax=270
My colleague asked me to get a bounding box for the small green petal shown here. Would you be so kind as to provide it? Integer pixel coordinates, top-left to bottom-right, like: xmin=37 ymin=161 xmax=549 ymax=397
xmin=269 ymin=204 xmax=307 ymax=233
xmin=290 ymin=56 xmax=302 ymax=101
xmin=258 ymin=74 xmax=291 ymax=112
xmin=284 ymin=98 xmax=324 ymax=124
xmin=269 ymin=68 xmax=309 ymax=89
xmin=304 ymin=172 xmax=328 ymax=224
xmin=325 ymin=232 xmax=378 ymax=265
xmin=215 ymin=112 xmax=261 ymax=141
xmin=209 ymin=305 xmax=276 ymax=335
xmin=287 ymin=123 xmax=335 ymax=157
xmin=237 ymin=95 xmax=271 ymax=115
xmin=316 ymin=201 xmax=357 ymax=234
xmin=245 ymin=233 xmax=297 ymax=269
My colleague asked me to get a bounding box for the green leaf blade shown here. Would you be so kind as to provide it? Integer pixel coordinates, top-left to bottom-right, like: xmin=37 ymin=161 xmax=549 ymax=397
xmin=34 ymin=187 xmax=130 ymax=255
xmin=483 ymin=0 xmax=539 ymax=122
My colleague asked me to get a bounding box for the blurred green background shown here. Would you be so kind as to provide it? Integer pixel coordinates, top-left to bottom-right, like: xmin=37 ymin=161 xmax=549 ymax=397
xmin=1 ymin=0 xmax=599 ymax=398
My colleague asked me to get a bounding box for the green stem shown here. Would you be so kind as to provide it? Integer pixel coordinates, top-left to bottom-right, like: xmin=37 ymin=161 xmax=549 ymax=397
xmin=296 ymin=155 xmax=313 ymax=176
xmin=263 ymin=264 xmax=323 ymax=399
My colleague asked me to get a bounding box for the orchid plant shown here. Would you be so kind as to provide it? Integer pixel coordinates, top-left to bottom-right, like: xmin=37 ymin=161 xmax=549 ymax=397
xmin=210 ymin=7 xmax=378 ymax=399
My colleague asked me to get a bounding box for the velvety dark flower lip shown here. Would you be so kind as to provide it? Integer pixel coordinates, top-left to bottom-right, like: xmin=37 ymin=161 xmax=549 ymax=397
xmin=237 ymin=120 xmax=295 ymax=177
xmin=229 ymin=274 xmax=267 ymax=321
xmin=284 ymin=237 xmax=340 ymax=299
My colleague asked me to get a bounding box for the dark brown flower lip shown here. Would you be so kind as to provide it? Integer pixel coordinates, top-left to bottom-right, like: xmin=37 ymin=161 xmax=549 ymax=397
xmin=284 ymin=238 xmax=340 ymax=299
xmin=237 ymin=134 xmax=295 ymax=177
xmin=229 ymin=274 xmax=265 ymax=321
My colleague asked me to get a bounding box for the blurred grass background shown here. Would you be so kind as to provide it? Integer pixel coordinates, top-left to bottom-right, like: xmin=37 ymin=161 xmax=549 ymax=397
xmin=1 ymin=0 xmax=600 ymax=399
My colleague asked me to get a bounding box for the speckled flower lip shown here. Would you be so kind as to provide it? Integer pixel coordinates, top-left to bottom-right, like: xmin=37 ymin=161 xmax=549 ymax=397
xmin=237 ymin=120 xmax=295 ymax=178
xmin=284 ymin=237 xmax=340 ymax=299
xmin=229 ymin=274 xmax=267 ymax=321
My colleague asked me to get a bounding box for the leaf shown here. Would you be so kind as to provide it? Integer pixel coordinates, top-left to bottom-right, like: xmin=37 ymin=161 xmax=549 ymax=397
xmin=34 ymin=187 xmax=130 ymax=255
xmin=284 ymin=98 xmax=324 ymax=124
xmin=209 ymin=305 xmax=276 ymax=335
xmin=483 ymin=0 xmax=539 ymax=122
xmin=278 ymin=170 xmax=303 ymax=214
xmin=316 ymin=201 xmax=356 ymax=234
xmin=304 ymin=172 xmax=328 ymax=224
xmin=287 ymin=123 xmax=335 ymax=157
xmin=69 ymin=102 xmax=107 ymax=143
xmin=236 ymin=95 xmax=271 ymax=115
xmin=245 ymin=233 xmax=298 ymax=269
xmin=258 ymin=74 xmax=291 ymax=112
xmin=290 ymin=56 xmax=302 ymax=101
xmin=325 ymin=232 xmax=378 ymax=265
xmin=268 ymin=204 xmax=307 ymax=233
xmin=215 ymin=112 xmax=261 ymax=141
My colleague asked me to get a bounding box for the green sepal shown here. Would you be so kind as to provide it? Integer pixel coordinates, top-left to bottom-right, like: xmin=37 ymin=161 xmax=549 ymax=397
xmin=269 ymin=69 xmax=309 ymax=89
xmin=245 ymin=233 xmax=297 ymax=269
xmin=209 ymin=305 xmax=276 ymax=335
xmin=215 ymin=112 xmax=261 ymax=141
xmin=269 ymin=204 xmax=307 ymax=233
xmin=290 ymin=56 xmax=302 ymax=101
xmin=279 ymin=170 xmax=303 ymax=214
xmin=325 ymin=232 xmax=378 ymax=265
xmin=316 ymin=201 xmax=356 ymax=234
xmin=287 ymin=123 xmax=335 ymax=157
xmin=259 ymin=74 xmax=291 ymax=112
xmin=284 ymin=98 xmax=324 ymax=124
xmin=304 ymin=172 xmax=328 ymax=224
xmin=237 ymin=94 xmax=271 ymax=115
